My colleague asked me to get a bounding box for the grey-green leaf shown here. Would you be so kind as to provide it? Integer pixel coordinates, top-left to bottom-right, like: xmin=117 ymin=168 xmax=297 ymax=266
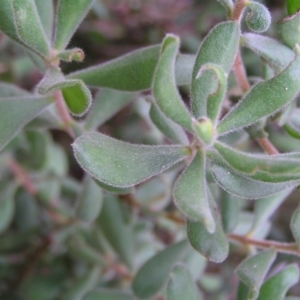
xmin=0 ymin=82 xmax=30 ymax=97
xmin=12 ymin=0 xmax=50 ymax=58
xmin=290 ymin=203 xmax=300 ymax=245
xmin=72 ymin=132 xmax=190 ymax=188
xmin=218 ymin=51 xmax=300 ymax=135
xmin=245 ymin=2 xmax=271 ymax=33
xmin=149 ymin=102 xmax=189 ymax=145
xmin=191 ymin=21 xmax=239 ymax=118
xmin=54 ymin=0 xmax=95 ymax=50
xmin=278 ymin=10 xmax=300 ymax=49
xmin=0 ymin=184 xmax=17 ymax=235
xmin=167 ymin=264 xmax=201 ymax=300
xmin=241 ymin=34 xmax=294 ymax=71
xmin=187 ymin=189 xmax=229 ymax=263
xmin=34 ymin=0 xmax=54 ymax=40
xmin=236 ymin=248 xmax=276 ymax=300
xmin=153 ymin=34 xmax=192 ymax=130
xmin=257 ymin=265 xmax=299 ymax=300
xmin=0 ymin=96 xmax=53 ymax=152
xmin=98 ymin=195 xmax=134 ymax=268
xmin=174 ymin=150 xmax=215 ymax=233
xmin=132 ymin=240 xmax=191 ymax=299
xmin=210 ymin=163 xmax=298 ymax=199
xmin=38 ymin=66 xmax=92 ymax=116
xmin=76 ymin=176 xmax=103 ymax=223
xmin=84 ymin=289 xmax=133 ymax=300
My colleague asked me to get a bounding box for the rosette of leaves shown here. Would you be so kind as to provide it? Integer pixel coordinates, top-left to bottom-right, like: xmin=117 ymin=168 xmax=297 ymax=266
xmin=73 ymin=2 xmax=300 ymax=252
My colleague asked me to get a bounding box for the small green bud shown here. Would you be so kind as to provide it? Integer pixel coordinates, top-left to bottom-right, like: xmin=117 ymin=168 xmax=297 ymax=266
xmin=192 ymin=117 xmax=215 ymax=146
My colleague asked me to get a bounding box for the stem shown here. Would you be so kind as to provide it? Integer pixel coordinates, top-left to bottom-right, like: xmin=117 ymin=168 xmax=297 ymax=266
xmin=8 ymin=158 xmax=38 ymax=196
xmin=256 ymin=137 xmax=279 ymax=155
xmin=231 ymin=0 xmax=246 ymax=21
xmin=229 ymin=233 xmax=300 ymax=256
xmin=233 ymin=49 xmax=251 ymax=92
xmin=54 ymin=90 xmax=74 ymax=138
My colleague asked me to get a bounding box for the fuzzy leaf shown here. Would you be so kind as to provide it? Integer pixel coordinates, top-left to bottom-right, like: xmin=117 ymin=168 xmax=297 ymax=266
xmin=210 ymin=163 xmax=298 ymax=199
xmin=187 ymin=189 xmax=229 ymax=263
xmin=214 ymin=141 xmax=300 ymax=175
xmin=37 ymin=66 xmax=92 ymax=116
xmin=132 ymin=240 xmax=191 ymax=299
xmin=72 ymin=132 xmax=190 ymax=188
xmin=84 ymin=289 xmax=133 ymax=300
xmin=0 ymin=96 xmax=53 ymax=152
xmin=241 ymin=33 xmax=294 ymax=71
xmin=54 ymin=0 xmax=95 ymax=50
xmin=95 ymin=180 xmax=134 ymax=195
xmin=257 ymin=265 xmax=299 ymax=300
xmin=236 ymin=249 xmax=277 ymax=300
xmin=68 ymin=46 xmax=194 ymax=91
xmin=63 ymin=267 xmax=99 ymax=300
xmin=191 ymin=21 xmax=239 ymax=118
xmin=153 ymin=34 xmax=192 ymax=130
xmin=98 ymin=195 xmax=134 ymax=268
xmin=85 ymin=89 xmax=134 ymax=131
xmin=218 ymin=51 xmax=300 ymax=135
xmin=0 ymin=82 xmax=30 ymax=97
xmin=250 ymin=189 xmax=293 ymax=235
xmin=290 ymin=203 xmax=300 ymax=245
xmin=149 ymin=102 xmax=189 ymax=145
xmin=75 ymin=176 xmax=103 ymax=224
xmin=0 ymin=184 xmax=17 ymax=235
xmin=245 ymin=2 xmax=271 ymax=33
xmin=278 ymin=10 xmax=300 ymax=49
xmin=216 ymin=0 xmax=234 ymax=14
xmin=284 ymin=108 xmax=300 ymax=139
xmin=57 ymin=48 xmax=85 ymax=62
xmin=167 ymin=264 xmax=201 ymax=300
xmin=174 ymin=150 xmax=215 ymax=232
xmin=12 ymin=0 xmax=50 ymax=58
xmin=34 ymin=0 xmax=54 ymax=40
xmin=287 ymin=0 xmax=300 ymax=15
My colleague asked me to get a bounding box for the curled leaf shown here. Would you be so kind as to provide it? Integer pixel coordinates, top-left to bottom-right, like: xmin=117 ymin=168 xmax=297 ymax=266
xmin=245 ymin=2 xmax=271 ymax=33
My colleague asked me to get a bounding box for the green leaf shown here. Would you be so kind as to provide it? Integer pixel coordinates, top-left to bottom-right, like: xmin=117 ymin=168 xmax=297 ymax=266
xmin=0 ymin=184 xmax=17 ymax=235
xmin=167 ymin=264 xmax=201 ymax=300
xmin=54 ymin=0 xmax=95 ymax=50
xmin=191 ymin=21 xmax=239 ymax=118
xmin=34 ymin=0 xmax=54 ymax=40
xmin=68 ymin=45 xmax=160 ymax=91
xmin=12 ymin=0 xmax=50 ymax=58
xmin=95 ymin=180 xmax=134 ymax=195
xmin=216 ymin=0 xmax=234 ymax=14
xmin=245 ymin=2 xmax=271 ymax=33
xmin=187 ymin=189 xmax=229 ymax=263
xmin=257 ymin=264 xmax=299 ymax=300
xmin=84 ymin=289 xmax=133 ymax=300
xmin=75 ymin=176 xmax=103 ymax=224
xmin=37 ymin=66 xmax=92 ymax=116
xmin=72 ymin=132 xmax=190 ymax=188
xmin=220 ymin=191 xmax=240 ymax=233
xmin=153 ymin=34 xmax=192 ymax=131
xmin=85 ymin=89 xmax=134 ymax=131
xmin=0 ymin=96 xmax=53 ymax=152
xmin=67 ymin=46 xmax=194 ymax=91
xmin=149 ymin=102 xmax=189 ymax=145
xmin=290 ymin=202 xmax=300 ymax=245
xmin=218 ymin=51 xmax=300 ymax=135
xmin=249 ymin=189 xmax=293 ymax=235
xmin=57 ymin=48 xmax=85 ymax=62
xmin=236 ymin=248 xmax=277 ymax=300
xmin=210 ymin=163 xmax=298 ymax=199
xmin=63 ymin=267 xmax=99 ymax=300
xmin=214 ymin=141 xmax=300 ymax=175
xmin=132 ymin=240 xmax=191 ymax=299
xmin=287 ymin=0 xmax=300 ymax=15
xmin=278 ymin=10 xmax=300 ymax=48
xmin=98 ymin=195 xmax=134 ymax=268
xmin=174 ymin=150 xmax=215 ymax=233
xmin=0 ymin=82 xmax=30 ymax=97
xmin=241 ymin=33 xmax=294 ymax=72
xmin=284 ymin=108 xmax=300 ymax=139
xmin=0 ymin=0 xmax=50 ymax=59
